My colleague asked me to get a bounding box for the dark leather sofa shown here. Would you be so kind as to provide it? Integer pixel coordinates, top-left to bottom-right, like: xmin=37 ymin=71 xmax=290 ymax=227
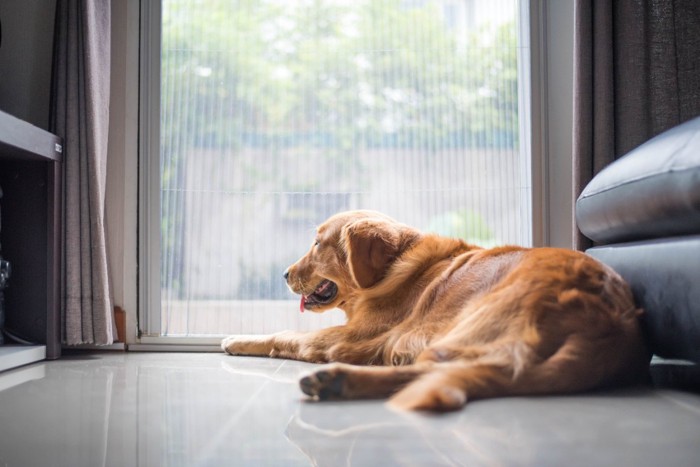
xmin=576 ymin=116 xmax=700 ymax=371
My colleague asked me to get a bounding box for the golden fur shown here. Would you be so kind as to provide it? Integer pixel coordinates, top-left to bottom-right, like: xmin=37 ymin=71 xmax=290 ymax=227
xmin=222 ymin=210 xmax=649 ymax=411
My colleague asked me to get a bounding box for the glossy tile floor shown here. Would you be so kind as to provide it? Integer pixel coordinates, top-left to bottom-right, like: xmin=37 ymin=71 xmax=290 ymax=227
xmin=0 ymin=353 xmax=699 ymax=466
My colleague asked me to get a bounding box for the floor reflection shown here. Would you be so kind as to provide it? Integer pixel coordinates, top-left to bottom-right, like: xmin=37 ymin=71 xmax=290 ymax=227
xmin=285 ymin=387 xmax=700 ymax=466
xmin=0 ymin=353 xmax=698 ymax=467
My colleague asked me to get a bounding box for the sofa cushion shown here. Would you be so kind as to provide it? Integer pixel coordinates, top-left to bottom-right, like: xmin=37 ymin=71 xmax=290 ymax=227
xmin=587 ymin=235 xmax=700 ymax=363
xmin=576 ymin=116 xmax=700 ymax=244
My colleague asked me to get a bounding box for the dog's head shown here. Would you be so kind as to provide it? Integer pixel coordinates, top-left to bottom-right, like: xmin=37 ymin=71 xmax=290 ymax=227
xmin=284 ymin=210 xmax=420 ymax=313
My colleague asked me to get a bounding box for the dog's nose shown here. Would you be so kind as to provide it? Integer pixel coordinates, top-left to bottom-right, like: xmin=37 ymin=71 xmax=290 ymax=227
xmin=283 ymin=269 xmax=290 ymax=280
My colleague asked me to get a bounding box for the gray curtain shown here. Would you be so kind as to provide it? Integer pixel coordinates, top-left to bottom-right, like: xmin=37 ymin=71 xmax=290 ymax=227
xmin=50 ymin=0 xmax=113 ymax=345
xmin=573 ymin=0 xmax=700 ymax=250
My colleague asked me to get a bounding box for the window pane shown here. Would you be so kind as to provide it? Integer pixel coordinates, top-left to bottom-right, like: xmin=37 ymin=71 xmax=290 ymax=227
xmin=158 ymin=0 xmax=530 ymax=336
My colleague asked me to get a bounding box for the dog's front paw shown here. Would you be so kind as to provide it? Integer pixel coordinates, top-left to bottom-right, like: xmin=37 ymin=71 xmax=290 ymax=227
xmin=299 ymin=363 xmax=350 ymax=400
xmin=221 ymin=334 xmax=271 ymax=356
xmin=221 ymin=335 xmax=240 ymax=355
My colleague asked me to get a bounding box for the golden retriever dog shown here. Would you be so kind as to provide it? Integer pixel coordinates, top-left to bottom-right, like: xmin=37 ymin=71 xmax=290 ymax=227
xmin=222 ymin=210 xmax=649 ymax=411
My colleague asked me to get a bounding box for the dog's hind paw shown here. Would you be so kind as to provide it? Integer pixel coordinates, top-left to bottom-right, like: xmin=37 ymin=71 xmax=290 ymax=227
xmin=388 ymin=376 xmax=466 ymax=412
xmin=299 ymin=364 xmax=349 ymax=400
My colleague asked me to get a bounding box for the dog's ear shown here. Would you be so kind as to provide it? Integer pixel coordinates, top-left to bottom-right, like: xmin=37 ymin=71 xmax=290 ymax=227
xmin=342 ymin=219 xmax=402 ymax=289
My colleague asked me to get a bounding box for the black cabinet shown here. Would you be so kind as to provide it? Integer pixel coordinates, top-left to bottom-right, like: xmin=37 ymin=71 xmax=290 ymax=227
xmin=0 ymin=110 xmax=62 ymax=370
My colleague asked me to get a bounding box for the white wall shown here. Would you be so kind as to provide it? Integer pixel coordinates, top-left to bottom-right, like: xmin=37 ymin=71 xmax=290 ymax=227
xmin=544 ymin=0 xmax=575 ymax=248
xmin=0 ymin=0 xmax=56 ymax=129
xmin=106 ymin=0 xmax=139 ymax=343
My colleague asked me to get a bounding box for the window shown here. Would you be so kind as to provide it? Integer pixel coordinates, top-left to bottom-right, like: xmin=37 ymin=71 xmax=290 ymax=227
xmin=140 ymin=0 xmax=533 ymax=340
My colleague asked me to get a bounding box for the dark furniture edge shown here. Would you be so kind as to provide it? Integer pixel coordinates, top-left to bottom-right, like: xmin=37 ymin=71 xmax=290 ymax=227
xmin=0 ymin=110 xmax=63 ymax=162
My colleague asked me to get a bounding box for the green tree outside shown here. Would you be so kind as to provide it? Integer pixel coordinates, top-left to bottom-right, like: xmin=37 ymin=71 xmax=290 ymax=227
xmin=159 ymin=0 xmax=520 ymax=298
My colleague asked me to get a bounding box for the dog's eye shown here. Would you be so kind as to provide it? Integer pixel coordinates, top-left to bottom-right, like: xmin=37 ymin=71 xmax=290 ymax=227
xmin=314 ymin=240 xmax=321 ymax=247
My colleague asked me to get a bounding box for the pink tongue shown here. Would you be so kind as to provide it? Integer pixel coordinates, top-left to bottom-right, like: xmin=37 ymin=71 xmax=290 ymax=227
xmin=299 ymin=296 xmax=306 ymax=313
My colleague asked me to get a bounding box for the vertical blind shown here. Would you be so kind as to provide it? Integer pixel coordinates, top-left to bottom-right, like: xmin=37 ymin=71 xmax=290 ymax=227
xmin=157 ymin=0 xmax=530 ymax=336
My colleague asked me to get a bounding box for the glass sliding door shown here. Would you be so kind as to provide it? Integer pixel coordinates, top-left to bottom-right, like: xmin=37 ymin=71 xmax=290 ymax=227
xmin=141 ymin=0 xmax=532 ymax=338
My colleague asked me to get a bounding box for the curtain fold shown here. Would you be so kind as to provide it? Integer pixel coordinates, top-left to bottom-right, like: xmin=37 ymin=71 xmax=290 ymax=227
xmin=572 ymin=0 xmax=700 ymax=250
xmin=50 ymin=0 xmax=113 ymax=345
